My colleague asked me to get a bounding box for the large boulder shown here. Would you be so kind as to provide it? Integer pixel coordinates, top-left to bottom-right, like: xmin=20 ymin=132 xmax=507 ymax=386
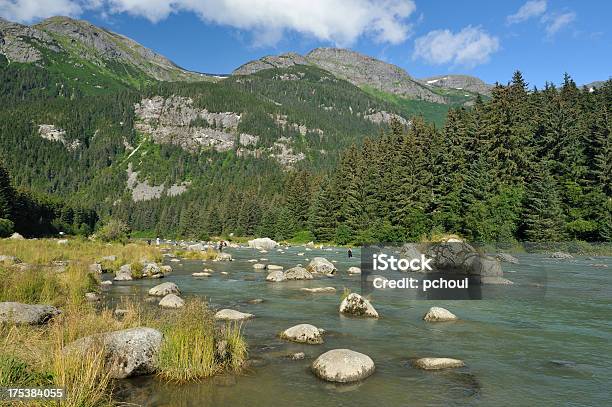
xmin=266 ymin=270 xmax=286 ymax=282
xmin=159 ymin=294 xmax=185 ymax=308
xmin=64 ymin=327 xmax=162 ymax=379
xmin=339 ymin=293 xmax=379 ymax=318
xmin=214 ymin=309 xmax=254 ymax=321
xmin=0 ymin=302 xmax=61 ymax=325
xmin=9 ymin=232 xmax=24 ymax=240
xmin=306 ymin=257 xmax=337 ymax=276
xmin=248 ymin=238 xmax=278 ymax=250
xmin=284 ymin=266 xmax=313 ymax=280
xmin=413 ymin=357 xmax=465 ymax=370
xmin=148 ymin=282 xmax=180 ymax=296
xmin=280 ymin=324 xmax=325 ymax=344
xmin=423 ymin=306 xmax=457 ymax=322
xmin=425 ymin=242 xmax=504 ymax=282
xmin=253 ymin=263 xmax=267 ymax=270
xmin=312 ymin=349 xmax=375 ymax=383
xmin=114 ymin=264 xmax=133 ymax=281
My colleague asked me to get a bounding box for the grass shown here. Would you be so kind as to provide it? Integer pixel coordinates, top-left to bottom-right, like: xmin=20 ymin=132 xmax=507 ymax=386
xmin=0 ymin=239 xmax=248 ymax=405
xmin=156 ymin=300 xmax=247 ymax=383
xmin=173 ymin=247 xmax=219 ymax=260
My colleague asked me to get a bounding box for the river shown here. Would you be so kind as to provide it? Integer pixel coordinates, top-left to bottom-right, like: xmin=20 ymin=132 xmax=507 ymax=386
xmin=103 ymin=245 xmax=611 ymax=406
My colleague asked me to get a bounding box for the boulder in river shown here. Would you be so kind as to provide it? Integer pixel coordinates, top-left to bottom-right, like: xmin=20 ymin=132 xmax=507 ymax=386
xmin=348 ymin=266 xmax=361 ymax=275
xmin=142 ymin=262 xmax=161 ymax=277
xmin=267 ymin=264 xmax=283 ymax=270
xmin=160 ymin=265 xmax=173 ymax=273
xmin=284 ymin=266 xmax=313 ymax=280
xmin=248 ymin=237 xmax=278 ymax=250
xmin=266 ymin=270 xmax=286 ymax=282
xmin=0 ymin=302 xmax=61 ymax=325
xmin=423 ymin=306 xmax=457 ymax=322
xmin=339 ymin=293 xmax=379 ymax=318
xmin=100 ymin=280 xmax=113 ymax=286
xmin=253 ymin=263 xmax=267 ymax=270
xmin=496 ymin=253 xmax=519 ymax=264
xmin=114 ymin=264 xmax=133 ymax=281
xmin=63 ymin=327 xmax=162 ymax=379
xmin=551 ymin=251 xmax=573 ymax=260
xmin=280 ymin=324 xmax=325 ymax=344
xmin=306 ymin=257 xmax=337 ymax=276
xmin=159 ymin=294 xmax=185 ymax=308
xmin=148 ymin=282 xmax=180 ymax=296
xmin=192 ymin=272 xmax=211 ymax=277
xmin=215 ymin=253 xmax=233 ymax=262
xmin=413 ymin=357 xmax=465 ymax=370
xmin=214 ymin=309 xmax=254 ymax=321
xmin=312 ymin=349 xmax=375 ymax=383
xmin=301 ymin=287 xmax=336 ymax=293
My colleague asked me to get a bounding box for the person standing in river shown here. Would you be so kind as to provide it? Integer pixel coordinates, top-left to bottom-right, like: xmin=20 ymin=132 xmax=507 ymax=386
xmin=348 ymin=248 xmax=353 ymax=258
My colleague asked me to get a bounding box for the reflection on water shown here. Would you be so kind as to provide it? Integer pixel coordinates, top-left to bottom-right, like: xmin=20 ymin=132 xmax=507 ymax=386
xmin=103 ymin=246 xmax=612 ymax=407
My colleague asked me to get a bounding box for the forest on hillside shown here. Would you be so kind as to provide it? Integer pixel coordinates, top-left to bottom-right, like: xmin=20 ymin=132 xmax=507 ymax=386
xmin=0 ymin=56 xmax=610 ymax=243
xmin=120 ymin=73 xmax=612 ymax=243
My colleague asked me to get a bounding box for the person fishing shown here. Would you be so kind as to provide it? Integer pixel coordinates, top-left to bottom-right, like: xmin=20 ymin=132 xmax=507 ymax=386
xmin=348 ymin=248 xmax=353 ymax=258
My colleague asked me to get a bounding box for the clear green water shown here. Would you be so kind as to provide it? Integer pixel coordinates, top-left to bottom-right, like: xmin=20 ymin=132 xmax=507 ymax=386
xmin=105 ymin=246 xmax=612 ymax=407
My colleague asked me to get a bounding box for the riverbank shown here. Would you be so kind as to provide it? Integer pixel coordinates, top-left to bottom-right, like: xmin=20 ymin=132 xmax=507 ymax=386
xmin=0 ymin=239 xmax=246 ymax=406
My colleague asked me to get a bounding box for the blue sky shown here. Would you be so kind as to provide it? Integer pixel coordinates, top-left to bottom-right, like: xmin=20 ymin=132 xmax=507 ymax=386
xmin=1 ymin=0 xmax=610 ymax=87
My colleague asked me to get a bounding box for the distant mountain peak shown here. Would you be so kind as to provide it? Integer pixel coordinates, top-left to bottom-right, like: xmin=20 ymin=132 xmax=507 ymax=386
xmin=419 ymin=74 xmax=492 ymax=96
xmin=0 ymin=15 xmax=210 ymax=83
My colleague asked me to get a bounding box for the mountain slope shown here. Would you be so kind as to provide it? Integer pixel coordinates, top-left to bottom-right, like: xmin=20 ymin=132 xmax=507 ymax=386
xmin=0 ymin=16 xmax=212 ymax=91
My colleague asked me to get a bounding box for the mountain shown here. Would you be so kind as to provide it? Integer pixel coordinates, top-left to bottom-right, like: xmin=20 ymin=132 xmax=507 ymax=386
xmin=232 ymin=47 xmax=492 ymax=107
xmin=0 ymin=16 xmax=212 ymax=89
xmin=1 ymin=16 xmax=422 ymax=237
xmin=583 ymin=80 xmax=609 ymax=92
xmin=419 ymin=74 xmax=493 ymax=96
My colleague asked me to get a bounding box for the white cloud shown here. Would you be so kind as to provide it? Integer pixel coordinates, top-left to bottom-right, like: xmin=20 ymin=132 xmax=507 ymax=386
xmin=111 ymin=0 xmax=416 ymax=46
xmin=412 ymin=25 xmax=500 ymax=68
xmin=542 ymin=11 xmax=576 ymax=37
xmin=0 ymin=0 xmax=417 ymax=47
xmin=0 ymin=0 xmax=83 ymax=22
xmin=507 ymin=0 xmax=547 ymax=24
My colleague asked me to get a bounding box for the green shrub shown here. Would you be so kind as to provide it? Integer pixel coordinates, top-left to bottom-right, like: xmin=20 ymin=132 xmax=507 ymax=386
xmin=130 ymin=262 xmax=143 ymax=279
xmin=96 ymin=219 xmax=129 ymax=243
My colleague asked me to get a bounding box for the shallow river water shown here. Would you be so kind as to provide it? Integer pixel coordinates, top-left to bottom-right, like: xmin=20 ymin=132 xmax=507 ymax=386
xmin=104 ymin=246 xmax=611 ymax=407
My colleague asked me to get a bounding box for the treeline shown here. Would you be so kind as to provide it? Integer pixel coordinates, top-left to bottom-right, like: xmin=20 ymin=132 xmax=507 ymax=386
xmin=0 ymin=163 xmax=97 ymax=237
xmin=298 ymin=73 xmax=611 ymax=243
xmin=113 ymin=73 xmax=611 ymax=243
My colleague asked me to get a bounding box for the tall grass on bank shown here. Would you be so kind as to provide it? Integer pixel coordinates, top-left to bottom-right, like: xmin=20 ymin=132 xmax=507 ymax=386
xmin=0 ymin=239 xmax=248 ymax=405
xmin=156 ymin=300 xmax=248 ymax=383
xmin=0 ymin=238 xmax=162 ymax=269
